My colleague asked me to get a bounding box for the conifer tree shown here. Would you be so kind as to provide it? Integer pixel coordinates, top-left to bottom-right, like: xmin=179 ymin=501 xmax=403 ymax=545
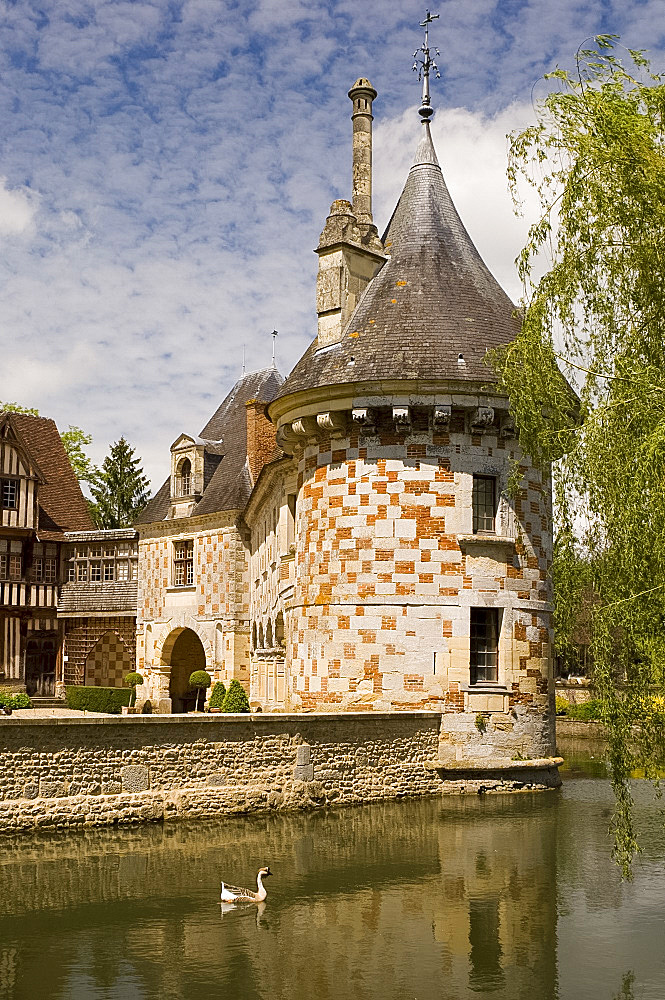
xmin=89 ymin=437 xmax=150 ymax=528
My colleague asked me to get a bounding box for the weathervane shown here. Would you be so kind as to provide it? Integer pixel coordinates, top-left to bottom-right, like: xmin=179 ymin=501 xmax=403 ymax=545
xmin=413 ymin=10 xmax=440 ymax=123
xmin=271 ymin=329 xmax=278 ymax=368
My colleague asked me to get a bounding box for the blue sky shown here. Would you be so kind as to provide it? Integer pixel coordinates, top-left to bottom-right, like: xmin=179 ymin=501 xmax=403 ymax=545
xmin=1 ymin=0 xmax=663 ymax=490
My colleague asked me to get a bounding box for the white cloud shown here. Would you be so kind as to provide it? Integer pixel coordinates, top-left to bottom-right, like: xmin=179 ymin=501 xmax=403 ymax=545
xmin=0 ymin=0 xmax=663 ymax=492
xmin=0 ymin=178 xmax=38 ymax=235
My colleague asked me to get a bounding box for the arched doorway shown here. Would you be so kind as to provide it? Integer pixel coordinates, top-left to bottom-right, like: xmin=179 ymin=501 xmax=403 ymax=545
xmin=163 ymin=628 xmax=207 ymax=712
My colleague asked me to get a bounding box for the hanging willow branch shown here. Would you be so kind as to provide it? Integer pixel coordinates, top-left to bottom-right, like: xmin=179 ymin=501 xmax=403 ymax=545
xmin=491 ymin=36 xmax=665 ymax=877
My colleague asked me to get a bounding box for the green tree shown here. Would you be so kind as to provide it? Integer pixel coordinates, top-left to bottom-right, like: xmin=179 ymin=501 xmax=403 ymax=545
xmin=189 ymin=670 xmax=211 ymax=712
xmin=493 ymin=36 xmax=665 ymax=874
xmin=0 ymin=401 xmax=39 ymax=416
xmin=124 ymin=671 xmax=143 ymax=708
xmin=221 ymin=679 xmax=250 ymax=713
xmin=60 ymin=425 xmax=97 ymax=483
xmin=208 ymin=681 xmax=227 ymax=709
xmin=89 ymin=437 xmax=150 ymax=528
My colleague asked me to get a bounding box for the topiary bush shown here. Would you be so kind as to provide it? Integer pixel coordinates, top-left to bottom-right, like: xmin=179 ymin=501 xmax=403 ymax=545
xmin=208 ymin=681 xmax=226 ymax=710
xmin=221 ymin=679 xmax=250 ymax=713
xmin=0 ymin=691 xmax=32 ymax=710
xmin=189 ymin=670 xmax=211 ymax=712
xmin=65 ymin=686 xmax=131 ymax=714
xmin=124 ymin=671 xmax=144 ymax=707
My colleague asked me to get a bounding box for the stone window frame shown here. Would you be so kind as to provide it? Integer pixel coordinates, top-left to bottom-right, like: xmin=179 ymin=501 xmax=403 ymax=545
xmin=173 ymin=538 xmax=194 ymax=587
xmin=1 ymin=478 xmax=18 ymax=509
xmin=67 ymin=541 xmax=138 ymax=583
xmin=470 ymin=607 xmax=500 ymax=685
xmin=472 ymin=474 xmax=497 ymax=534
xmin=175 ymin=457 xmax=193 ymax=498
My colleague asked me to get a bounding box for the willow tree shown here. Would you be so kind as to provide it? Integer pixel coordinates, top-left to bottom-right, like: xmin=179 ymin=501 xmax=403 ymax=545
xmin=493 ymin=36 xmax=665 ymax=874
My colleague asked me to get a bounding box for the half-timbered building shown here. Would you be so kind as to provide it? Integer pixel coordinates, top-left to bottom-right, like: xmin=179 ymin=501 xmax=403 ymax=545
xmin=0 ymin=412 xmax=93 ymax=695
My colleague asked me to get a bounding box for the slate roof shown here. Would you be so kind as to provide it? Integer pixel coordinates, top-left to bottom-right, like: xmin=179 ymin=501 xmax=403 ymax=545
xmin=137 ymin=367 xmax=284 ymax=523
xmin=58 ymin=581 xmax=138 ymax=615
xmin=275 ymin=124 xmax=520 ymax=401
xmin=2 ymin=412 xmax=94 ymax=540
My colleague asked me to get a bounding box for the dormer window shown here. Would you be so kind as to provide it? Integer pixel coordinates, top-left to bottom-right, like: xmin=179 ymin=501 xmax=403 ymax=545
xmin=1 ymin=478 xmax=18 ymax=509
xmin=177 ymin=458 xmax=192 ymax=497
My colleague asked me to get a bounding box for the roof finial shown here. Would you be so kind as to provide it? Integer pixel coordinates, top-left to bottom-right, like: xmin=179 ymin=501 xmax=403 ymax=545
xmin=413 ymin=10 xmax=440 ymax=124
xmin=271 ymin=329 xmax=278 ymax=368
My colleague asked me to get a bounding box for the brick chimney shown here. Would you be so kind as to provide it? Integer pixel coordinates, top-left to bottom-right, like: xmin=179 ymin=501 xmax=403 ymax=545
xmin=245 ymin=399 xmax=277 ymax=484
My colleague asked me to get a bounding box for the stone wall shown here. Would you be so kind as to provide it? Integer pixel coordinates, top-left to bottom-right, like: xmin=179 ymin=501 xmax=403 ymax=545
xmin=0 ymin=712 xmax=560 ymax=833
xmin=0 ymin=712 xmax=442 ymax=832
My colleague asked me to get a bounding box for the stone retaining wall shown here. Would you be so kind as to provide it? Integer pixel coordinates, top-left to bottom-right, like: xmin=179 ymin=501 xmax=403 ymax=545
xmin=0 ymin=712 xmax=444 ymax=832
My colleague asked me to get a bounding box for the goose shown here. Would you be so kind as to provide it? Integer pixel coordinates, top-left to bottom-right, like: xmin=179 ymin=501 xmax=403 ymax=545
xmin=220 ymin=866 xmax=272 ymax=903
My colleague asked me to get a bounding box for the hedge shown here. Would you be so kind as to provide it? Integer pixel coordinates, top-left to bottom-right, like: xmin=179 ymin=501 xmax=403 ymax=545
xmin=65 ymin=686 xmax=131 ymax=714
xmin=0 ymin=691 xmax=32 ymax=710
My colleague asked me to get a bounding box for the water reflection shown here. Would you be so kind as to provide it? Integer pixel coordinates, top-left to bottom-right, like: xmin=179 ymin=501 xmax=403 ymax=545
xmin=0 ymin=761 xmax=664 ymax=1000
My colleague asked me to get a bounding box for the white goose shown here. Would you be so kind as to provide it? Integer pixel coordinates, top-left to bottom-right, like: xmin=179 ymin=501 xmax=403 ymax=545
xmin=220 ymin=866 xmax=272 ymax=903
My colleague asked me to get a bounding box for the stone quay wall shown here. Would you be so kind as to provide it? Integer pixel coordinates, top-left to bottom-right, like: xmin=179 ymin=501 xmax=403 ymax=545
xmin=0 ymin=712 xmax=449 ymax=833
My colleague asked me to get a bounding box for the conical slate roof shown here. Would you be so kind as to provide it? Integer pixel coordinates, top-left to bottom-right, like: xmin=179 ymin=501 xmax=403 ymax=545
xmin=276 ymin=124 xmax=519 ymax=401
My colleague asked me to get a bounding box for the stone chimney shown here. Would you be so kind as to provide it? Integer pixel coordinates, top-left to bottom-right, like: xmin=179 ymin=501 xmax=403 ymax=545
xmin=315 ymin=79 xmax=385 ymax=348
xmin=348 ymin=77 xmax=377 ymax=229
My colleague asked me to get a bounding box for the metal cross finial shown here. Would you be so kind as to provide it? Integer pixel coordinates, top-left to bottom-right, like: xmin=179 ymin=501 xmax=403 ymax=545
xmin=413 ymin=9 xmax=440 ymax=123
xmin=271 ymin=329 xmax=278 ymax=368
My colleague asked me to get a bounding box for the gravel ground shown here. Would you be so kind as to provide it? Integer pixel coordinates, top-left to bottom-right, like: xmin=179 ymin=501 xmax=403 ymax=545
xmin=3 ymin=707 xmax=115 ymax=719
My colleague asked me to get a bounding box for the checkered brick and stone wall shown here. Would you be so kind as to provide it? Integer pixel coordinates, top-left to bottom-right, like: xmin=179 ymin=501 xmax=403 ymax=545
xmin=136 ymin=514 xmax=250 ymax=708
xmin=258 ymin=397 xmax=555 ymax=760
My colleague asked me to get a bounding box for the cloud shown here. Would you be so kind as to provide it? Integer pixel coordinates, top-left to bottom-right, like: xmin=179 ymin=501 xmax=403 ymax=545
xmin=0 ymin=178 xmax=38 ymax=235
xmin=0 ymin=0 xmax=663 ymax=491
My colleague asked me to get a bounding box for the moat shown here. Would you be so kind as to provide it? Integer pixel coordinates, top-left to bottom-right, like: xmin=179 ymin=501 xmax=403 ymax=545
xmin=1 ymin=738 xmax=664 ymax=1000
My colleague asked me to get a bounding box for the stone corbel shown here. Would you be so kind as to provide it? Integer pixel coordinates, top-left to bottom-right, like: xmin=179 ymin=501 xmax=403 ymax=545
xmin=316 ymin=411 xmax=346 ymax=438
xmin=432 ymin=404 xmax=452 ymax=431
xmin=291 ymin=416 xmax=318 ymax=439
xmin=500 ymin=413 xmax=516 ymax=438
xmin=470 ymin=406 xmax=495 ymax=431
xmin=392 ymin=405 xmax=411 ymax=433
xmin=351 ymin=407 xmax=376 ymax=435
xmin=275 ymin=422 xmax=299 ymax=453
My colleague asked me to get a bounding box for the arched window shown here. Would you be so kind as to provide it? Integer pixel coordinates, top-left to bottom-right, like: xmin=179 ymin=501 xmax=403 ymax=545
xmin=252 ymin=623 xmax=257 ymax=649
xmin=275 ymin=611 xmax=285 ymax=647
xmin=266 ymin=620 xmax=273 ymax=648
xmin=258 ymin=623 xmax=264 ymax=649
xmin=177 ymin=458 xmax=192 ymax=497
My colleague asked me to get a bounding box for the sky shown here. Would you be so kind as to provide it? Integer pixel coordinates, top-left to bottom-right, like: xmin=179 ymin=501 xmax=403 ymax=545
xmin=1 ymin=0 xmax=664 ymax=492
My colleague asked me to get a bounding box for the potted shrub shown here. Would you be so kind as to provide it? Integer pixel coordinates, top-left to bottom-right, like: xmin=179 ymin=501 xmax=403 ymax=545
xmin=123 ymin=672 xmax=143 ymax=714
xmin=189 ymin=670 xmax=212 ymax=712
xmin=207 ymin=681 xmax=226 ymax=713
xmin=221 ymin=679 xmax=250 ymax=714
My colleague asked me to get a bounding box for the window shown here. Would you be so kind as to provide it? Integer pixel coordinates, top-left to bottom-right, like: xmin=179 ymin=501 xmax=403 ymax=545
xmin=1 ymin=479 xmax=18 ymax=509
xmin=472 ymin=475 xmax=497 ymax=534
xmin=173 ymin=539 xmax=194 ymax=586
xmin=66 ymin=539 xmax=138 ymax=585
xmin=176 ymin=458 xmax=192 ymax=497
xmin=44 ymin=558 xmax=58 ymax=583
xmin=470 ymin=608 xmax=499 ymax=684
xmin=0 ymin=540 xmax=22 ymax=580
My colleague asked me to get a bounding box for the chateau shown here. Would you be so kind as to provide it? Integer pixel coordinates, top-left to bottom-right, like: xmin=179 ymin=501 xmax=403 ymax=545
xmin=133 ymin=75 xmax=555 ymax=760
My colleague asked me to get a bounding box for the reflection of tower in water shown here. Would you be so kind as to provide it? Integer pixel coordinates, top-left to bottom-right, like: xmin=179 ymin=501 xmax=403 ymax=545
xmin=432 ymin=795 xmax=558 ymax=998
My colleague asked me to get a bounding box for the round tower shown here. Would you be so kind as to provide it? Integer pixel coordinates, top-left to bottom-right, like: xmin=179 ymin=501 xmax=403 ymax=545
xmin=270 ymin=107 xmax=556 ymax=764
